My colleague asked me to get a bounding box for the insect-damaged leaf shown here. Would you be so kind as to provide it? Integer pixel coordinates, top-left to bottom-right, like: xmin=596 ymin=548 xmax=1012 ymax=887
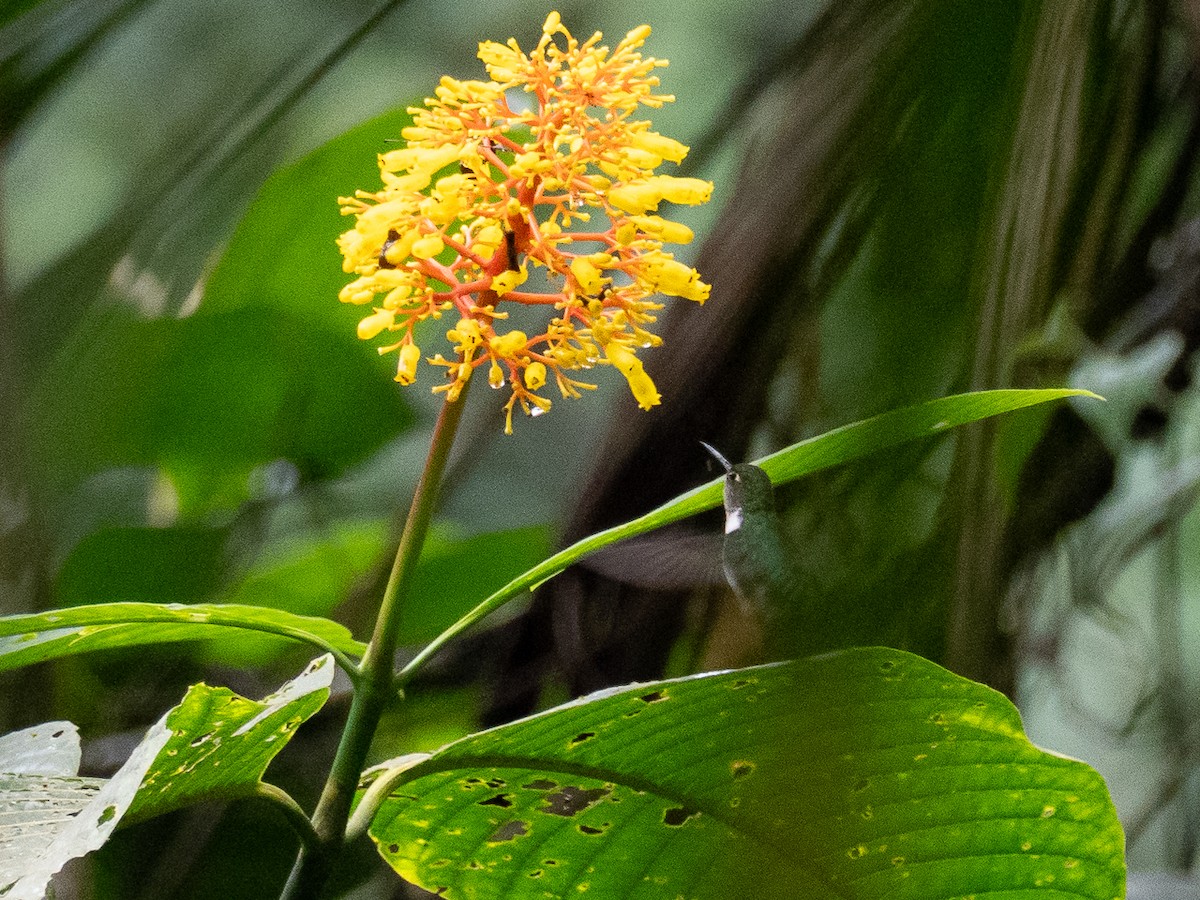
xmin=1 ymin=721 xmax=170 ymax=900
xmin=368 ymin=647 xmax=1124 ymax=899
xmin=0 ymin=657 xmax=332 ymax=899
xmin=123 ymin=654 xmax=334 ymax=823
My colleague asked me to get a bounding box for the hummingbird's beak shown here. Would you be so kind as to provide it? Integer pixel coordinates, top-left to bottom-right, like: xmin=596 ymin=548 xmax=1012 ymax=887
xmin=699 ymin=440 xmax=733 ymax=473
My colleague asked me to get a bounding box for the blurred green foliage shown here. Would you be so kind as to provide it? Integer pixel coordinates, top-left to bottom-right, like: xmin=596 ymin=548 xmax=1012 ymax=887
xmin=4 ymin=0 xmax=1200 ymax=894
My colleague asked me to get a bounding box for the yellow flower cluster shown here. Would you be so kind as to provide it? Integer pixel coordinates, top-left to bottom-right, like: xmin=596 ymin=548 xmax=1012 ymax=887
xmin=338 ymin=12 xmax=712 ymax=432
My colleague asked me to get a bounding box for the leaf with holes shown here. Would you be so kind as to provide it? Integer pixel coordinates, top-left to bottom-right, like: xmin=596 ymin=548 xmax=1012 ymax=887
xmin=0 ymin=721 xmax=103 ymax=895
xmin=367 ymin=647 xmax=1124 ymax=899
xmin=0 ymin=602 xmax=364 ymax=674
xmin=1 ymin=720 xmax=171 ymax=900
xmin=1 ymin=657 xmax=332 ymax=898
xmin=123 ymin=654 xmax=334 ymax=823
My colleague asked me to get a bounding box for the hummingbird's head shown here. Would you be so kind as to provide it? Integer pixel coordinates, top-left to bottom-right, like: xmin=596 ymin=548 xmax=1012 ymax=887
xmin=699 ymin=442 xmax=777 ymax=528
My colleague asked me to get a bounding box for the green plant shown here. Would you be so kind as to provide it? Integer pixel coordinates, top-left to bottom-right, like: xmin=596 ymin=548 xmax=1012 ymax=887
xmin=0 ymin=10 xmax=1126 ymax=900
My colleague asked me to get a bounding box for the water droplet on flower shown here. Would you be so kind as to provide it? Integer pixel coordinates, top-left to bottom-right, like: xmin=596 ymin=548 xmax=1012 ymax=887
xmin=530 ymin=406 xmax=546 ymax=417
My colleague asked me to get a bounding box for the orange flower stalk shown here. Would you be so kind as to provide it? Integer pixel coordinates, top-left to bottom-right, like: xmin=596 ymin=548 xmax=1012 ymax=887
xmin=338 ymin=12 xmax=712 ymax=432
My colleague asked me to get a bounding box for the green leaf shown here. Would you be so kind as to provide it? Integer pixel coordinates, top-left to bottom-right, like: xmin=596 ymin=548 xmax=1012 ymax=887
xmin=369 ymin=648 xmax=1123 ymax=899
xmin=0 ymin=602 xmax=365 ymax=674
xmin=400 ymin=388 xmax=1100 ymax=682
xmin=123 ymin=654 xmax=334 ymax=824
xmin=403 ymin=525 xmax=553 ymax=646
xmin=201 ymin=105 xmax=413 ymax=328
xmin=28 ymin=306 xmax=411 ymax=499
xmin=55 ymin=525 xmax=230 ymax=607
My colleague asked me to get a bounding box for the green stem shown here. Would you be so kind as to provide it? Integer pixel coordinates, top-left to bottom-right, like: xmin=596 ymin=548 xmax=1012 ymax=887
xmin=280 ymin=386 xmax=471 ymax=900
xmin=252 ymin=782 xmax=321 ymax=853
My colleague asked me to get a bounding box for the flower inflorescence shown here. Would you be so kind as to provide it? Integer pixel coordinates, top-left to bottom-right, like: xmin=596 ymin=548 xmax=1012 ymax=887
xmin=338 ymin=12 xmax=712 ymax=432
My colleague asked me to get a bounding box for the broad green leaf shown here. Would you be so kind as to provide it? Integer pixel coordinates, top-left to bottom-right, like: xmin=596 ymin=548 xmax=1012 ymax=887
xmin=0 ymin=603 xmax=365 ymax=674
xmin=27 ymin=306 xmax=411 ymax=500
xmin=400 ymin=388 xmax=1100 ymax=681
xmin=124 ymin=654 xmax=334 ymax=823
xmin=369 ymin=647 xmax=1123 ymax=900
xmin=403 ymin=525 xmax=553 ymax=646
xmin=0 ymin=0 xmax=47 ymax=30
xmin=201 ymin=106 xmax=414 ymax=329
xmin=55 ymin=525 xmax=230 ymax=607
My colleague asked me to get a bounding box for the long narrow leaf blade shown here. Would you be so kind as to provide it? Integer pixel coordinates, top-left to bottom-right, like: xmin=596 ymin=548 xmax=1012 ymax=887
xmin=0 ymin=602 xmax=365 ymax=673
xmin=402 ymin=388 xmax=1098 ymax=680
xmin=372 ymin=647 xmax=1124 ymax=899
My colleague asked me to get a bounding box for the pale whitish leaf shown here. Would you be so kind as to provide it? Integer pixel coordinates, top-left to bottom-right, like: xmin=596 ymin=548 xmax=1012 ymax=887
xmin=0 ymin=722 xmax=80 ymax=776
xmin=1 ymin=719 xmax=171 ymax=900
xmin=370 ymin=648 xmax=1124 ymax=900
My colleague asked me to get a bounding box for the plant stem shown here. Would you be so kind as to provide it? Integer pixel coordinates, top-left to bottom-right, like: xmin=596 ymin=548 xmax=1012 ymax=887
xmin=252 ymin=782 xmax=321 ymax=852
xmin=280 ymin=387 xmax=471 ymax=900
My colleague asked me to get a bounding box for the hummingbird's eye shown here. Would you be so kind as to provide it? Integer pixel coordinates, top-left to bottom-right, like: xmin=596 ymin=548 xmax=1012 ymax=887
xmin=732 ymin=473 xmax=741 ymax=482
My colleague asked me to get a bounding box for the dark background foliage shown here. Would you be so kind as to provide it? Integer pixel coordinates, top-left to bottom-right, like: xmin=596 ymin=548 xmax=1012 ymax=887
xmin=3 ymin=0 xmax=1200 ymax=895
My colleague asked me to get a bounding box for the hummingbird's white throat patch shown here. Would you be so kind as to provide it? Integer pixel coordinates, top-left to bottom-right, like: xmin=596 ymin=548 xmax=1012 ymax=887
xmin=724 ymin=508 xmax=743 ymax=534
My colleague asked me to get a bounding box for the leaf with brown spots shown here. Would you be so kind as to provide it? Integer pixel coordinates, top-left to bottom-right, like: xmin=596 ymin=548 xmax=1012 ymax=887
xmin=365 ymin=648 xmax=1123 ymax=899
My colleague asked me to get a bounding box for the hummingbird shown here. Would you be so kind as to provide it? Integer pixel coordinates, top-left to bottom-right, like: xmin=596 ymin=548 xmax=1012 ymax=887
xmin=699 ymin=441 xmax=798 ymax=621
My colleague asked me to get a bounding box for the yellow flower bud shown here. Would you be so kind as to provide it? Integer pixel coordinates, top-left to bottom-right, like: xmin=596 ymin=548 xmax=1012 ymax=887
xmin=624 ymin=24 xmax=652 ymax=44
xmin=488 ymin=330 xmax=528 ymax=357
xmin=491 ymin=265 xmax=528 ymax=297
xmin=624 ymin=148 xmax=665 ymax=169
xmin=411 ymin=234 xmax=445 ymax=259
xmin=489 ymin=359 xmax=505 ymax=388
xmin=570 ymin=257 xmax=606 ymax=296
xmin=641 ymin=257 xmax=710 ymax=303
xmin=473 ymin=223 xmax=504 ymax=255
xmin=656 ymin=175 xmax=713 ymax=206
xmin=357 ymin=308 xmax=395 ymax=340
xmin=630 ymin=215 xmax=693 ymax=244
xmin=447 ymin=318 xmax=483 ymax=352
xmin=395 ymin=343 xmax=422 ymax=385
xmin=339 ymin=283 xmax=376 ymax=305
xmin=629 ymin=131 xmax=689 ymax=164
xmin=383 ymin=284 xmax=414 ymax=308
xmin=524 ymin=362 xmax=547 ymax=390
xmin=607 ymin=182 xmax=663 ymax=215
xmin=381 ymin=231 xmax=417 ymax=266
xmin=604 ymin=343 xmax=660 ymax=411
xmin=477 ymin=39 xmax=522 ymax=69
